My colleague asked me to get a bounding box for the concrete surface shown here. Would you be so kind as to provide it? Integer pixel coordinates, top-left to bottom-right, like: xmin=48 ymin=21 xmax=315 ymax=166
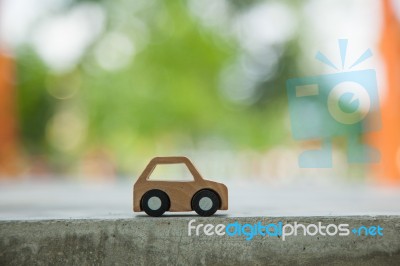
xmin=2 ymin=180 xmax=400 ymax=220
xmin=1 ymin=216 xmax=400 ymax=265
xmin=1 ymin=181 xmax=400 ymax=265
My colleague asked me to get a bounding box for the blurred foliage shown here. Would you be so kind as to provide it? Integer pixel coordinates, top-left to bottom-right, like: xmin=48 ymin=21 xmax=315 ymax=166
xmin=14 ymin=0 xmax=300 ymax=175
xmin=16 ymin=47 xmax=55 ymax=153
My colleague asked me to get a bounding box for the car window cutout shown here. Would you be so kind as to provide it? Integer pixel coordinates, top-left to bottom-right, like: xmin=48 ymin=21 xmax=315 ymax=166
xmin=147 ymin=164 xmax=194 ymax=181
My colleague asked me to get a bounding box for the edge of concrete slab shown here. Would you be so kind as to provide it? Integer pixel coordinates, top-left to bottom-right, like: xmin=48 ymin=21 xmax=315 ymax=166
xmin=1 ymin=216 xmax=400 ymax=265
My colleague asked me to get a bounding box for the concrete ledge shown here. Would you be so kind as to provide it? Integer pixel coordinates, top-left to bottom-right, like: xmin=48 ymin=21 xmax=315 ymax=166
xmin=1 ymin=216 xmax=400 ymax=265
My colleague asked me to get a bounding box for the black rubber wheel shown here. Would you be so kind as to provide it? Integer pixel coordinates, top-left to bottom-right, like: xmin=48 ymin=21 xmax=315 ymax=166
xmin=141 ymin=189 xmax=170 ymax=217
xmin=192 ymin=190 xmax=220 ymax=216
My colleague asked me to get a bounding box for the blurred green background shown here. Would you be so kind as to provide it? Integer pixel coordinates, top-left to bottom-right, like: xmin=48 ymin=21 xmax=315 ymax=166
xmin=0 ymin=0 xmax=391 ymax=181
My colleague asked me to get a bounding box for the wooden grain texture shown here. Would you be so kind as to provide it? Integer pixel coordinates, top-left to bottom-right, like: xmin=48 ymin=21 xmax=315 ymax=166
xmin=133 ymin=157 xmax=228 ymax=212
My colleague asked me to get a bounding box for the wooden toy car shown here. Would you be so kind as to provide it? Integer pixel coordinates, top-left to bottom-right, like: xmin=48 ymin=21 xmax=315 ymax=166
xmin=133 ymin=156 xmax=228 ymax=217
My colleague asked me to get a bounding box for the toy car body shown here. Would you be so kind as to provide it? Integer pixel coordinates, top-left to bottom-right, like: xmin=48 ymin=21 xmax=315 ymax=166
xmin=133 ymin=156 xmax=228 ymax=217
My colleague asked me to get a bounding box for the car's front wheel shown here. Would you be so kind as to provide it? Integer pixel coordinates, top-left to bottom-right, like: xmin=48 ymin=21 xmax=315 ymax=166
xmin=141 ymin=189 xmax=170 ymax=217
xmin=192 ymin=189 xmax=220 ymax=216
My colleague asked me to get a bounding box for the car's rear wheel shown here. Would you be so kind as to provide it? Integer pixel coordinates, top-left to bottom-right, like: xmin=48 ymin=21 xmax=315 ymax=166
xmin=141 ymin=189 xmax=170 ymax=217
xmin=192 ymin=189 xmax=220 ymax=216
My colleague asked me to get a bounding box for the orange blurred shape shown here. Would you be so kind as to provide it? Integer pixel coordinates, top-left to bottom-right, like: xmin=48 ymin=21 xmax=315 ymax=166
xmin=0 ymin=52 xmax=20 ymax=177
xmin=369 ymin=0 xmax=400 ymax=185
xmin=80 ymin=148 xmax=116 ymax=182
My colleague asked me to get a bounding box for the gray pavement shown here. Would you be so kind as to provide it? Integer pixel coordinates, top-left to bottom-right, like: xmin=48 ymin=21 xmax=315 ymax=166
xmin=1 ymin=180 xmax=400 ymax=219
xmin=1 ymin=180 xmax=400 ymax=265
